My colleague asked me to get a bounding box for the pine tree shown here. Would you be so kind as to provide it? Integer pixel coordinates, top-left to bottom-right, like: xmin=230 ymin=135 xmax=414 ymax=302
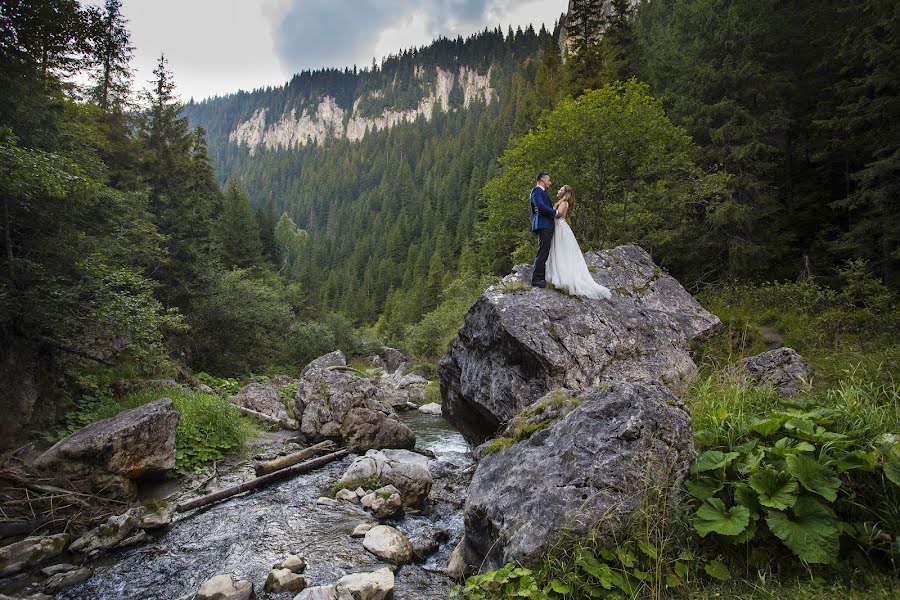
xmin=89 ymin=0 xmax=133 ymax=112
xmin=220 ymin=180 xmax=264 ymax=269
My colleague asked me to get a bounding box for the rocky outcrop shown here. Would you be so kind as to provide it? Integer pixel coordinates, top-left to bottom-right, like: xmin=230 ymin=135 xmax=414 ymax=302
xmin=439 ymin=245 xmax=720 ymax=445
xmin=458 ymin=382 xmax=694 ymax=571
xmin=0 ymin=533 xmax=70 ymax=576
xmin=733 ymin=347 xmax=813 ymax=396
xmin=380 ymin=347 xmax=409 ymax=374
xmin=302 ymin=350 xmax=346 ymax=374
xmin=33 ymin=398 xmax=179 ymax=497
xmin=228 ymin=382 xmax=297 ymax=429
xmin=339 ymin=449 xmax=432 ymax=509
xmin=294 ymin=368 xmax=415 ymax=451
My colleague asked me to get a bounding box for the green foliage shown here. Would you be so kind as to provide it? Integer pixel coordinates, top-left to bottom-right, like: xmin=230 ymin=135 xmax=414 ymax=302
xmin=220 ymin=180 xmax=264 ymax=269
xmin=478 ymin=79 xmax=728 ymax=278
xmin=194 ymin=372 xmax=241 ymax=395
xmin=327 ymin=476 xmax=385 ymax=497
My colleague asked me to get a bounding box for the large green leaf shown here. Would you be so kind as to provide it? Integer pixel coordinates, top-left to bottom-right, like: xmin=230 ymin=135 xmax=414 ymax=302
xmin=694 ymin=498 xmax=750 ymax=537
xmin=765 ymin=496 xmax=840 ymax=564
xmin=691 ymin=450 xmax=739 ymax=473
xmin=686 ymin=473 xmax=724 ymax=500
xmin=750 ymin=416 xmax=784 ymax=436
xmin=749 ymin=468 xmax=799 ymax=510
xmin=785 ymin=454 xmax=841 ymax=502
xmin=704 ymin=560 xmax=731 ymax=581
xmin=768 ymin=437 xmax=815 ymax=457
xmin=884 ymin=459 xmax=900 ymax=487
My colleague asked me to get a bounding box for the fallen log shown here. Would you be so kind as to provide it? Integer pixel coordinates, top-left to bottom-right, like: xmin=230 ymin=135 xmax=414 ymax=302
xmin=255 ymin=440 xmax=336 ymax=476
xmin=176 ymin=448 xmax=349 ymax=513
xmin=232 ymin=405 xmax=297 ymax=429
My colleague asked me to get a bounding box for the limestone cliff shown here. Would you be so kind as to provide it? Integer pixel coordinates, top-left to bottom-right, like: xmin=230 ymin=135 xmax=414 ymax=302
xmin=228 ymin=66 xmax=494 ymax=155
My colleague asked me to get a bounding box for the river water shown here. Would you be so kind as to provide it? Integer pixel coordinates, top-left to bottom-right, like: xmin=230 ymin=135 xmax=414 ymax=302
xmin=54 ymin=411 xmax=472 ymax=600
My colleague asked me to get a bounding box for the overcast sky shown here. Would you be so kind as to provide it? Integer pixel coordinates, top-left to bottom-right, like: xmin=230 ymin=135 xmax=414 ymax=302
xmin=103 ymin=0 xmax=568 ymax=102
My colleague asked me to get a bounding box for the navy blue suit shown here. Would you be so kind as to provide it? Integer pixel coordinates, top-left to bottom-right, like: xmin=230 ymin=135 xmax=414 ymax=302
xmin=530 ymin=185 xmax=557 ymax=285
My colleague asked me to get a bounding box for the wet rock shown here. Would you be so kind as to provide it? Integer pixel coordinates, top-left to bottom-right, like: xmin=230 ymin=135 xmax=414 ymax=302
xmin=302 ymin=350 xmax=346 ymax=374
xmin=275 ymin=554 xmax=307 ymax=573
xmin=362 ymin=525 xmax=413 ymax=564
xmin=410 ymin=534 xmax=440 ymax=563
xmin=350 ymin=522 xmax=375 ymax=537
xmin=0 ymin=533 xmax=70 ymax=576
xmin=418 ymin=403 xmax=442 ymax=415
xmin=33 ymin=398 xmax=179 ymax=497
xmin=196 ymin=574 xmax=254 ymax=600
xmin=264 ymin=568 xmax=306 ymax=593
xmin=370 ymin=486 xmax=403 ymax=519
xmin=338 ymin=449 xmax=432 ymax=508
xmin=316 ymin=496 xmax=338 ymax=507
xmin=335 ymin=488 xmax=359 ymax=503
xmin=733 ymin=347 xmax=813 ymax=396
xmin=69 ymin=504 xmax=173 ymax=556
xmin=294 ymin=369 xmax=415 ymax=452
xmin=459 ymin=382 xmax=694 ymax=571
xmin=44 ymin=566 xmax=93 ymax=592
xmin=228 ymin=383 xmax=297 ymax=429
xmin=336 ymin=567 xmax=395 ymax=600
xmin=40 ymin=563 xmax=77 ymax=576
xmin=360 ymin=492 xmax=376 ymax=508
xmin=446 ymin=539 xmax=468 ymax=580
xmin=439 ymin=245 xmax=720 ymax=445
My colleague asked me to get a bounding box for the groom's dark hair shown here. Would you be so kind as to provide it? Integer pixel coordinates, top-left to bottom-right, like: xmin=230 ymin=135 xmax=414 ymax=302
xmin=536 ymin=172 xmax=549 ymax=182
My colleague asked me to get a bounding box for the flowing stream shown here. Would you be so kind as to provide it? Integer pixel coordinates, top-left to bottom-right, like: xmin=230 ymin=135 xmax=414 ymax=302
xmin=52 ymin=411 xmax=472 ymax=600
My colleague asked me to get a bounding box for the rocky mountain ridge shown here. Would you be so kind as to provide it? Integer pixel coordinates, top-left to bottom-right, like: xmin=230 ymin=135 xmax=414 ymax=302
xmin=229 ymin=66 xmax=494 ymax=154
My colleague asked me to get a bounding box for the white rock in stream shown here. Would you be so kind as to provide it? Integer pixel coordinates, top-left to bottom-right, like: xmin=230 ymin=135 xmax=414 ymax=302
xmin=196 ymin=574 xmax=254 ymax=600
xmin=350 ymin=522 xmax=375 ymax=537
xmin=362 ymin=525 xmax=413 ymax=564
xmin=418 ymin=402 xmax=442 ymax=415
xmin=293 ymin=567 xmax=395 ymax=600
xmin=265 ymin=568 xmax=306 ymax=593
xmin=275 ymin=554 xmax=307 ymax=573
xmin=335 ymin=488 xmax=359 ymax=503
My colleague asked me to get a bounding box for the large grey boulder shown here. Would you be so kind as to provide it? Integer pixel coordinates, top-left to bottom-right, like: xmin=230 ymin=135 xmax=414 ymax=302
xmin=362 ymin=525 xmax=413 ymax=564
xmin=380 ymin=347 xmax=409 ymax=374
xmin=302 ymin=350 xmax=346 ymax=374
xmin=228 ymin=382 xmax=297 ymax=429
xmin=33 ymin=398 xmax=179 ymax=497
xmin=733 ymin=347 xmax=813 ymax=396
xmin=338 ymin=449 xmax=432 ymax=508
xmin=457 ymin=382 xmax=695 ymax=572
xmin=439 ymin=245 xmax=720 ymax=445
xmin=195 ymin=574 xmax=253 ymax=600
xmin=294 ymin=368 xmax=415 ymax=452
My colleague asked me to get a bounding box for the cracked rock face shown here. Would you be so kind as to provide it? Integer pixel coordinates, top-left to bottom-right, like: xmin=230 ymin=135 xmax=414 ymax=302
xmin=733 ymin=346 xmax=813 ymax=396
xmin=458 ymin=382 xmax=695 ymax=571
xmin=294 ymin=368 xmax=416 ymax=452
xmin=438 ymin=245 xmax=720 ymax=446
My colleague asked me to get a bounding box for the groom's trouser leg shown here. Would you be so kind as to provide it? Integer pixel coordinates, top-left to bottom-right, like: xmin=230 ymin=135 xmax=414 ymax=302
xmin=532 ymin=228 xmax=553 ymax=284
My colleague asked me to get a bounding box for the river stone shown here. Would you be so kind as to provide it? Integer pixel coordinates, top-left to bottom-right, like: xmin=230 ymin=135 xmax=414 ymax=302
xmin=362 ymin=525 xmax=413 ymax=564
xmin=293 ymin=586 xmax=338 ymax=600
xmin=275 ymin=554 xmax=307 ymax=573
xmin=0 ymin=533 xmax=70 ymax=576
xmin=294 ymin=369 xmax=415 ymax=452
xmin=370 ymin=489 xmax=403 ymax=519
xmin=733 ymin=347 xmax=813 ymax=396
xmin=69 ymin=504 xmax=172 ymax=556
xmin=418 ymin=402 xmax=442 ymax=415
xmin=302 ymin=350 xmax=346 ymax=374
xmin=196 ymin=574 xmax=254 ymax=600
xmin=336 ymin=567 xmax=395 ymax=600
xmin=438 ymin=244 xmax=721 ymax=445
xmin=335 ymin=488 xmax=359 ymax=503
xmin=265 ymin=568 xmax=306 ymax=593
xmin=350 ymin=523 xmax=375 ymax=537
xmin=40 ymin=563 xmax=77 ymax=576
xmin=33 ymin=398 xmax=179 ymax=494
xmin=460 ymin=382 xmax=695 ymax=571
xmin=44 ymin=566 xmax=93 ymax=592
xmin=338 ymin=449 xmax=432 ymax=508
xmin=228 ymin=382 xmax=297 ymax=428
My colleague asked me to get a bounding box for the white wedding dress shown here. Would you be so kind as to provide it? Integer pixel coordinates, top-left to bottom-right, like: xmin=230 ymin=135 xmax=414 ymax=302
xmin=546 ymin=218 xmax=612 ymax=300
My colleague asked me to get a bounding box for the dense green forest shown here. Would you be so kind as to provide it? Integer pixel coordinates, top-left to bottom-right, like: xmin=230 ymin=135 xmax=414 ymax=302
xmin=1 ymin=0 xmax=897 ymax=425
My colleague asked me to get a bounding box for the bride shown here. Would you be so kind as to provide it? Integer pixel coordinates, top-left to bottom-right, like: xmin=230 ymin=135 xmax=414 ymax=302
xmin=545 ymin=185 xmax=612 ymax=300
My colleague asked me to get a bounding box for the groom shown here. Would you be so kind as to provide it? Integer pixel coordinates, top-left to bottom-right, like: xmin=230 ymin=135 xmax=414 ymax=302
xmin=530 ymin=172 xmax=558 ymax=287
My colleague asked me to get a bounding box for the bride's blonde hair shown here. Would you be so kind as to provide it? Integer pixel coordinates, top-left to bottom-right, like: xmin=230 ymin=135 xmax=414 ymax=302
xmin=555 ymin=185 xmax=576 ymax=208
